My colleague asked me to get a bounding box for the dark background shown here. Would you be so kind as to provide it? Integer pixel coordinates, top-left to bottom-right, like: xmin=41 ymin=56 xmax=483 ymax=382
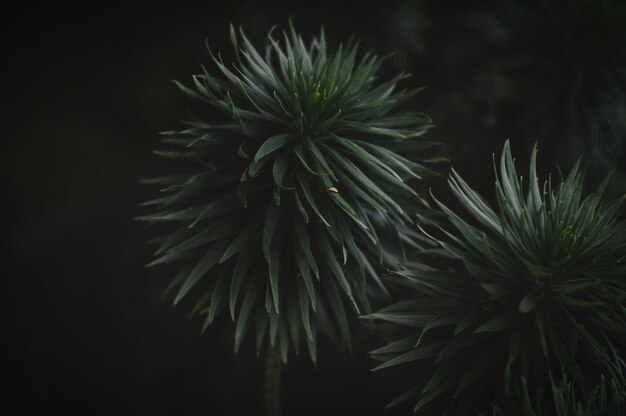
xmin=2 ymin=1 xmax=624 ymax=415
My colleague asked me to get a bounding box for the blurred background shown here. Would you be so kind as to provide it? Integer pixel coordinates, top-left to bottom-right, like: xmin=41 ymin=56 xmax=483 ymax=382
xmin=2 ymin=1 xmax=625 ymax=415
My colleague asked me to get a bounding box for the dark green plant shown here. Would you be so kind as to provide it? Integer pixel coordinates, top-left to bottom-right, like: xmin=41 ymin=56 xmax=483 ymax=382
xmin=472 ymin=0 xmax=626 ymax=187
xmin=485 ymin=374 xmax=625 ymax=416
xmin=370 ymin=141 xmax=626 ymax=415
xmin=139 ymin=24 xmax=439 ymax=363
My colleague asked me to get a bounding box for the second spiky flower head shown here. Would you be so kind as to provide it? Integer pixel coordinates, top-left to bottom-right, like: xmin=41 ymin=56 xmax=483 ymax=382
xmin=371 ymin=140 xmax=626 ymax=414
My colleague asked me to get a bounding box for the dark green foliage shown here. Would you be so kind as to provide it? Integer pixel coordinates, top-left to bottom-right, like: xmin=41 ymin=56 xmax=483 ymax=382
xmin=544 ymin=376 xmax=624 ymax=416
xmin=488 ymin=376 xmax=626 ymax=416
xmin=370 ymin=141 xmax=626 ymax=414
xmin=473 ymin=0 xmax=626 ymax=186
xmin=139 ymin=24 xmax=439 ymax=362
xmin=486 ymin=374 xmax=625 ymax=416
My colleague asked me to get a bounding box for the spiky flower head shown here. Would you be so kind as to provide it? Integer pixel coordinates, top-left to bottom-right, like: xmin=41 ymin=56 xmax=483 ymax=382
xmin=139 ymin=24 xmax=438 ymax=362
xmin=370 ymin=141 xmax=626 ymax=414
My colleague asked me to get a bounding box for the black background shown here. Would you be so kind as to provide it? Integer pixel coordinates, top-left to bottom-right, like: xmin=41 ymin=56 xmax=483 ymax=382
xmin=3 ymin=1 xmax=621 ymax=415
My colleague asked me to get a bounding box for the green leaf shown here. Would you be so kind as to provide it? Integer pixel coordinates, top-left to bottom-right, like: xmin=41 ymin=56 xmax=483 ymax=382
xmin=229 ymin=252 xmax=254 ymax=320
xmin=254 ymin=133 xmax=293 ymax=162
xmin=293 ymin=218 xmax=319 ymax=279
xmin=475 ymin=310 xmax=520 ymax=333
xmin=372 ymin=340 xmax=447 ymax=371
xmin=272 ymin=151 xmax=290 ymax=188
xmin=519 ymin=292 xmax=540 ymax=313
xmin=297 ymin=276 xmax=314 ymax=340
xmin=268 ymin=237 xmax=282 ymax=313
xmin=219 ymin=220 xmax=258 ymax=263
xmin=317 ymin=230 xmax=358 ymax=313
xmin=262 ymin=203 xmax=281 ymax=263
xmin=295 ymin=170 xmax=332 ymax=227
xmin=174 ymin=241 xmax=227 ymax=304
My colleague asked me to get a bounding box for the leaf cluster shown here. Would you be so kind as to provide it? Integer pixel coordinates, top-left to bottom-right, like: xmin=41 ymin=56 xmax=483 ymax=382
xmin=371 ymin=141 xmax=626 ymax=414
xmin=139 ymin=24 xmax=440 ymax=362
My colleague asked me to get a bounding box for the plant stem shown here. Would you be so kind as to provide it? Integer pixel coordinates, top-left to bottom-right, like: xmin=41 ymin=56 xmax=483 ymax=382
xmin=264 ymin=345 xmax=282 ymax=416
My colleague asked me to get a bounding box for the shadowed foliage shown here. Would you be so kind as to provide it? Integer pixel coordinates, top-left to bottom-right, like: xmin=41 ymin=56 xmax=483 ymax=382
xmin=138 ymin=24 xmax=440 ymax=363
xmin=370 ymin=141 xmax=626 ymax=414
xmin=486 ymin=373 xmax=625 ymax=416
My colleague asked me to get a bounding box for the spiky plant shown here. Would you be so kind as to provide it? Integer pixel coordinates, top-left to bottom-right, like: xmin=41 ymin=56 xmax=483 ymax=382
xmin=473 ymin=0 xmax=626 ymax=187
xmin=370 ymin=141 xmax=626 ymax=415
xmin=485 ymin=374 xmax=625 ymax=416
xmin=139 ymin=24 xmax=438 ymax=364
